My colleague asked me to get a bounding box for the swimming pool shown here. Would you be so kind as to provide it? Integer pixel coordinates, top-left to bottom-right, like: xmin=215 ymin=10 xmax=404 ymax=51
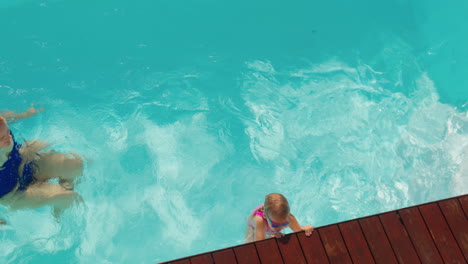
xmin=1 ymin=0 xmax=467 ymax=263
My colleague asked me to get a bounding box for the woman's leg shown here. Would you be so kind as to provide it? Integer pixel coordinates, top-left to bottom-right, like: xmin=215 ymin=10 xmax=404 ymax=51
xmin=33 ymin=151 xmax=83 ymax=182
xmin=8 ymin=182 xmax=81 ymax=216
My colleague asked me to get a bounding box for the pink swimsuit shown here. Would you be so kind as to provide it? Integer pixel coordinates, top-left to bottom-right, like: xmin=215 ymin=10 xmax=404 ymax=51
xmin=248 ymin=204 xmax=276 ymax=235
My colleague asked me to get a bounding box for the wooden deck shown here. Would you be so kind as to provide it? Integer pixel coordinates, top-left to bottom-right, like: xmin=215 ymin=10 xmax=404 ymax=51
xmin=161 ymin=194 xmax=468 ymax=264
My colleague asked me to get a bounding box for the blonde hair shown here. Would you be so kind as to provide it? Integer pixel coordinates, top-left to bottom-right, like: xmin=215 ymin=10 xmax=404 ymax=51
xmin=264 ymin=193 xmax=290 ymax=218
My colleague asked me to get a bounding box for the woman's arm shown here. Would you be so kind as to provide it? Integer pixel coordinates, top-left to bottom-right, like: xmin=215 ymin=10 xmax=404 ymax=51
xmin=0 ymin=106 xmax=41 ymax=124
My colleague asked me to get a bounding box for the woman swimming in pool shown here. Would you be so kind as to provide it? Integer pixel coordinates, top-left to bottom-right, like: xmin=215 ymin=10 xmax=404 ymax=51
xmin=0 ymin=106 xmax=83 ymax=219
xmin=246 ymin=193 xmax=314 ymax=242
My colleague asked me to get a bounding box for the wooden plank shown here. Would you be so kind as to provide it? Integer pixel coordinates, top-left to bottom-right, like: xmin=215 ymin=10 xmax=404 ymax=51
xmin=169 ymin=259 xmax=190 ymax=264
xmin=233 ymin=244 xmax=260 ymax=264
xmin=297 ymin=230 xmax=329 ymax=264
xmin=276 ymin=234 xmax=307 ymax=264
xmin=161 ymin=195 xmax=468 ymax=264
xmin=255 ymin=238 xmax=284 ymax=263
xmin=212 ymin=249 xmax=237 ymax=264
xmin=339 ymin=220 xmax=375 ymax=264
xmin=439 ymin=199 xmax=468 ymax=261
xmin=359 ymin=216 xmax=398 ymax=264
xmin=419 ymin=203 xmax=466 ymax=263
xmin=190 ymin=254 xmax=214 ymax=264
xmin=459 ymin=196 xmax=468 ymax=218
xmin=319 ymin=225 xmax=352 ymax=264
xmin=379 ymin=212 xmax=421 ymax=264
xmin=399 ymin=207 xmax=444 ymax=264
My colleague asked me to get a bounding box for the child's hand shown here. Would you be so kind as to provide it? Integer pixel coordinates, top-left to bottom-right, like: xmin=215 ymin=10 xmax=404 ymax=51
xmin=302 ymin=225 xmax=314 ymax=236
xmin=270 ymin=232 xmax=285 ymax=238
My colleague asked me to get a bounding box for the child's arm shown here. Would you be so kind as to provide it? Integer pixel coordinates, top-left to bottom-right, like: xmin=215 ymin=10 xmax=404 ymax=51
xmin=254 ymin=215 xmax=267 ymax=241
xmin=289 ymin=214 xmax=314 ymax=236
xmin=0 ymin=106 xmax=41 ymax=124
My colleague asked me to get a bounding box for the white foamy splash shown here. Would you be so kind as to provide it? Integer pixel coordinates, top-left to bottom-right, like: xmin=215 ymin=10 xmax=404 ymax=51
xmin=242 ymin=59 xmax=468 ymax=225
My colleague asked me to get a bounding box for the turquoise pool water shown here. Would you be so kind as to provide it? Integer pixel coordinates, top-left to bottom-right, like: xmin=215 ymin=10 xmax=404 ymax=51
xmin=1 ymin=0 xmax=468 ymax=263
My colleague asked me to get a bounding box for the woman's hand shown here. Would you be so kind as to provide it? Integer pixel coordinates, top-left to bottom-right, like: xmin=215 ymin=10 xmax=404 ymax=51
xmin=26 ymin=107 xmax=38 ymax=116
xmin=25 ymin=104 xmax=43 ymax=118
xmin=302 ymin=225 xmax=314 ymax=236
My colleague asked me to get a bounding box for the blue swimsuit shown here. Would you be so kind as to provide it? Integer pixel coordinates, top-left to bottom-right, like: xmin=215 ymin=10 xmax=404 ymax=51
xmin=0 ymin=132 xmax=34 ymax=198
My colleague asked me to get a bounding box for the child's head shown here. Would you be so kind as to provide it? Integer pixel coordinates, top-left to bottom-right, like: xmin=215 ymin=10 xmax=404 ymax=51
xmin=264 ymin=193 xmax=290 ymax=230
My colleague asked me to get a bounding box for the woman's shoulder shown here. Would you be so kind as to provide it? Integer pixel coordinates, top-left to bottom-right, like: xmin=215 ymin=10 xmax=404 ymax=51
xmin=0 ymin=144 xmax=14 ymax=168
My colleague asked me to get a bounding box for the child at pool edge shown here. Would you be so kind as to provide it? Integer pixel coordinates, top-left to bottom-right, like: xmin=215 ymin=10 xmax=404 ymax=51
xmin=0 ymin=106 xmax=83 ymax=221
xmin=245 ymin=193 xmax=314 ymax=242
